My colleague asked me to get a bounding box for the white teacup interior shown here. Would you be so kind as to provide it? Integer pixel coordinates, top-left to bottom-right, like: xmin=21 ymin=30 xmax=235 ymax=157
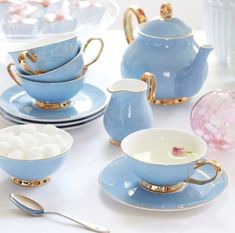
xmin=121 ymin=129 xmax=207 ymax=165
xmin=108 ymin=79 xmax=147 ymax=93
xmin=8 ymin=32 xmax=77 ymax=52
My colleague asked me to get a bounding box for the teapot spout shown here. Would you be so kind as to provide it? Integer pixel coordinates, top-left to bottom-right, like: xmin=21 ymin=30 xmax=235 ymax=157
xmin=175 ymin=45 xmax=213 ymax=97
xmin=191 ymin=45 xmax=213 ymax=69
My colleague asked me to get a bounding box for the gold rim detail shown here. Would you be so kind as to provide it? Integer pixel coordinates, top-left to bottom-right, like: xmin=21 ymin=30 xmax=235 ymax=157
xmin=110 ymin=139 xmax=121 ymax=146
xmin=34 ymin=100 xmax=72 ymax=110
xmin=140 ymin=180 xmax=185 ymax=193
xmin=11 ymin=177 xmax=51 ymax=187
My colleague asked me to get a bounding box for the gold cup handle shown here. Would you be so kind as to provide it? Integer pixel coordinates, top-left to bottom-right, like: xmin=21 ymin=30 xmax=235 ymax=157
xmin=18 ymin=51 xmax=43 ymax=75
xmin=124 ymin=6 xmax=147 ymax=44
xmin=7 ymin=63 xmax=21 ymax=86
xmin=140 ymin=72 xmax=156 ymax=104
xmin=185 ymin=160 xmax=222 ymax=185
xmin=83 ymin=38 xmax=104 ymax=69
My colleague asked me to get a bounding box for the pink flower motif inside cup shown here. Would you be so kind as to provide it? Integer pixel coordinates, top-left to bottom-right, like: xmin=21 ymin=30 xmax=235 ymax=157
xmin=171 ymin=147 xmax=192 ymax=156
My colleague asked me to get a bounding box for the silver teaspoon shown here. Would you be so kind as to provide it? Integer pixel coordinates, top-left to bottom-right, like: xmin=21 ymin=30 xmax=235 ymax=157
xmin=9 ymin=193 xmax=110 ymax=233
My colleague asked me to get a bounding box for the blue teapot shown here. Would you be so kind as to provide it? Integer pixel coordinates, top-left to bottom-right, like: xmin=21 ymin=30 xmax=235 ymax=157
xmin=121 ymin=3 xmax=213 ymax=105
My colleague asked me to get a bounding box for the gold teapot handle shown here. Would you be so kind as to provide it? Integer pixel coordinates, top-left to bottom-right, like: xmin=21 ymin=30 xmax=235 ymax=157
xmin=185 ymin=160 xmax=222 ymax=185
xmin=7 ymin=63 xmax=21 ymax=86
xmin=140 ymin=72 xmax=156 ymax=104
xmin=124 ymin=6 xmax=147 ymax=44
xmin=18 ymin=51 xmax=44 ymax=75
xmin=83 ymin=38 xmax=104 ymax=69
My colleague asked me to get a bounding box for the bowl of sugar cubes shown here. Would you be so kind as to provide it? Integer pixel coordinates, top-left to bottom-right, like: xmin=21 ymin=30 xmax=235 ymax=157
xmin=0 ymin=124 xmax=73 ymax=187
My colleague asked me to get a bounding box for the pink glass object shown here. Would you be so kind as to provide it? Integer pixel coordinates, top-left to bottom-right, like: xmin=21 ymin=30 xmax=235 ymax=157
xmin=191 ymin=90 xmax=235 ymax=149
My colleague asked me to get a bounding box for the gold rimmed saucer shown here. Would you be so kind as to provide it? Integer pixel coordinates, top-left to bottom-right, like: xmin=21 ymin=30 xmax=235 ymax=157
xmin=11 ymin=177 xmax=51 ymax=187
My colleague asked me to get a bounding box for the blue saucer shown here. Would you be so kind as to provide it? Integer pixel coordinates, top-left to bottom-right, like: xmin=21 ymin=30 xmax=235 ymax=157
xmin=0 ymin=107 xmax=105 ymax=127
xmin=99 ymin=157 xmax=228 ymax=211
xmin=0 ymin=84 xmax=107 ymax=122
xmin=1 ymin=111 xmax=103 ymax=131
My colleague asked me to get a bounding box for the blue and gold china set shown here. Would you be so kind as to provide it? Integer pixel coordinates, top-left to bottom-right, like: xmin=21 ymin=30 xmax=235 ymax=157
xmin=0 ymin=2 xmax=229 ymax=212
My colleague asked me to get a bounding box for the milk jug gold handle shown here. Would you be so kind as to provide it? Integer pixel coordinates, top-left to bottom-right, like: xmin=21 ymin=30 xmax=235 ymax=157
xmin=124 ymin=6 xmax=147 ymax=44
xmin=140 ymin=72 xmax=156 ymax=104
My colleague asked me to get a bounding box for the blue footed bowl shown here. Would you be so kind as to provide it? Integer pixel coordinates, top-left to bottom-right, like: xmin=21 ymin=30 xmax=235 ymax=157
xmin=0 ymin=125 xmax=73 ymax=182
xmin=0 ymin=153 xmax=67 ymax=181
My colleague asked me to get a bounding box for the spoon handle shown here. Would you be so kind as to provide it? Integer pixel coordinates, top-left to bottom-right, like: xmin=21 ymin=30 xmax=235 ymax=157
xmin=45 ymin=212 xmax=110 ymax=233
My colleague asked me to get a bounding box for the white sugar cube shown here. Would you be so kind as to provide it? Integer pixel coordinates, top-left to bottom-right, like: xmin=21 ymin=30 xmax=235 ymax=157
xmin=8 ymin=150 xmax=24 ymax=159
xmin=0 ymin=124 xmax=70 ymax=160
xmin=34 ymin=132 xmax=51 ymax=145
xmin=5 ymin=132 xmax=15 ymax=141
xmin=19 ymin=132 xmax=38 ymax=148
xmin=40 ymin=144 xmax=61 ymax=158
xmin=7 ymin=136 xmax=25 ymax=150
xmin=0 ymin=141 xmax=12 ymax=154
xmin=0 ymin=133 xmax=6 ymax=140
xmin=51 ymin=134 xmax=68 ymax=152
xmin=20 ymin=124 xmax=38 ymax=134
xmin=19 ymin=132 xmax=32 ymax=141
xmin=41 ymin=125 xmax=59 ymax=136
xmin=26 ymin=147 xmax=43 ymax=160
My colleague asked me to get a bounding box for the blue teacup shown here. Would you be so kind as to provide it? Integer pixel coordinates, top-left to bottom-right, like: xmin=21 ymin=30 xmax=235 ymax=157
xmin=8 ymin=33 xmax=80 ymax=75
xmin=7 ymin=65 xmax=88 ymax=110
xmin=8 ymin=38 xmax=104 ymax=83
xmin=121 ymin=128 xmax=222 ymax=193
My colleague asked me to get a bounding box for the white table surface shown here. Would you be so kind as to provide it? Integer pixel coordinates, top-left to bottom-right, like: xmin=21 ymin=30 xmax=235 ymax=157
xmin=0 ymin=30 xmax=234 ymax=233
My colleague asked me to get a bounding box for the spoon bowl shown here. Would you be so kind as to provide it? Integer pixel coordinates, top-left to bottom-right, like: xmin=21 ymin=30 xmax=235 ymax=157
xmin=9 ymin=193 xmax=110 ymax=233
xmin=10 ymin=193 xmax=44 ymax=216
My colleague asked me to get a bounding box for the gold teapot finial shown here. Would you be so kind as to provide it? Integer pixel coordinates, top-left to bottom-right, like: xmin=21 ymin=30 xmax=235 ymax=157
xmin=160 ymin=3 xmax=173 ymax=20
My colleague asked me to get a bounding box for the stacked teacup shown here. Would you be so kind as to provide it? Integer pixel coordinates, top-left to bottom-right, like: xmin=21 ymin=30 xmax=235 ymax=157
xmin=7 ymin=33 xmax=104 ymax=110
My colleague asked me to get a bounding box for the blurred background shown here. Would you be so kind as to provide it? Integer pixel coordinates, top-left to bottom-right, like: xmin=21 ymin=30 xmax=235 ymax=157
xmin=112 ymin=0 xmax=203 ymax=29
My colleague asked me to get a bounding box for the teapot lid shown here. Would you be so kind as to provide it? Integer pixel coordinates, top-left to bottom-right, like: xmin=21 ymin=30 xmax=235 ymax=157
xmin=139 ymin=3 xmax=192 ymax=39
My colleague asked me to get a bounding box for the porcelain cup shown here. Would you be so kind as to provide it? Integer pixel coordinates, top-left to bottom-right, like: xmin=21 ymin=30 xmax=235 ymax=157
xmin=7 ymin=65 xmax=88 ymax=110
xmin=121 ymin=128 xmax=222 ymax=193
xmin=8 ymin=37 xmax=104 ymax=83
xmin=8 ymin=33 xmax=80 ymax=75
